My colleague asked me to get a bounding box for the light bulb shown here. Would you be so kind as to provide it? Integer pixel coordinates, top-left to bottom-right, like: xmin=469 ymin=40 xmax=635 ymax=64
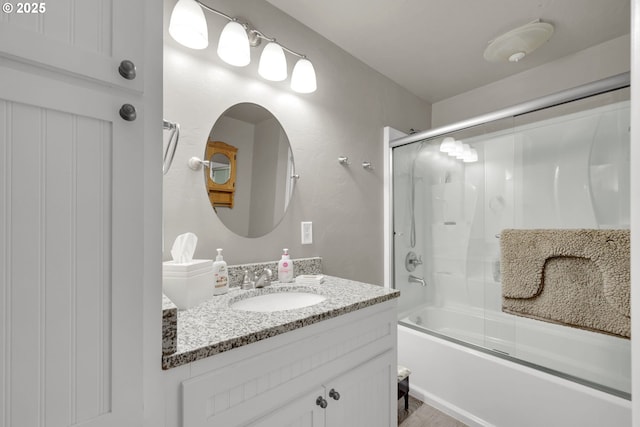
xmin=217 ymin=21 xmax=250 ymax=67
xmin=169 ymin=0 xmax=208 ymax=49
xmin=291 ymin=58 xmax=317 ymax=93
xmin=259 ymin=42 xmax=287 ymax=81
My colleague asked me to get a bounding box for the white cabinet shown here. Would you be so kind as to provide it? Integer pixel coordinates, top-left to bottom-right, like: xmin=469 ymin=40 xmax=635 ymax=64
xmin=167 ymin=299 xmax=397 ymax=427
xmin=323 ymin=352 xmax=393 ymax=427
xmin=0 ymin=1 xmax=159 ymax=426
xmin=249 ymin=351 xmax=393 ymax=427
xmin=247 ymin=387 xmax=325 ymax=427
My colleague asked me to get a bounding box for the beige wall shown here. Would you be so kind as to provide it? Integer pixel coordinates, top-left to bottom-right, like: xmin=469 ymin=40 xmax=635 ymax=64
xmin=432 ymin=34 xmax=630 ymax=127
xmin=162 ymin=0 xmax=431 ymax=284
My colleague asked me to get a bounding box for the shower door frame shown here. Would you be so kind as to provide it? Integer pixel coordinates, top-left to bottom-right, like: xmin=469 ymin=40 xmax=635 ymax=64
xmin=386 ymin=71 xmax=630 ymax=292
xmin=384 ymin=72 xmax=631 ymax=396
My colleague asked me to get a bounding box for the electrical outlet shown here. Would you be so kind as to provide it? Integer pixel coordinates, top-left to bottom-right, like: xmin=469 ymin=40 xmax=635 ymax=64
xmin=301 ymin=221 xmax=313 ymax=244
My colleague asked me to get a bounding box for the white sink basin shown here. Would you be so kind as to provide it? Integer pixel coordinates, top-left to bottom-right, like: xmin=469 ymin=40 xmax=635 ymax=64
xmin=230 ymin=291 xmax=326 ymax=312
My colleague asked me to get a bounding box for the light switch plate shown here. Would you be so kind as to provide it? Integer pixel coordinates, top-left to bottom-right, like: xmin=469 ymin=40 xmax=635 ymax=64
xmin=301 ymin=221 xmax=313 ymax=244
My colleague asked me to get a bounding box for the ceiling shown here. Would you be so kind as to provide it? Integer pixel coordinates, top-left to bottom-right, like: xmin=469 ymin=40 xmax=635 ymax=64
xmin=265 ymin=0 xmax=630 ymax=104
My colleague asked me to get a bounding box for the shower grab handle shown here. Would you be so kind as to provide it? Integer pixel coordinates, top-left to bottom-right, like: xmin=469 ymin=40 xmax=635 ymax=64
xmin=408 ymin=274 xmax=427 ymax=287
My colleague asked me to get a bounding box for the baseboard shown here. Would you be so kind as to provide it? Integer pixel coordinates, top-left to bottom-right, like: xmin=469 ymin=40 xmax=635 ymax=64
xmin=408 ymin=384 xmax=493 ymax=427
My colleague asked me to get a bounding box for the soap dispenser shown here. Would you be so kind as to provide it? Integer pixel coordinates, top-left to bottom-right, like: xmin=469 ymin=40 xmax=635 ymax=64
xmin=212 ymin=248 xmax=229 ymax=295
xmin=278 ymin=248 xmax=294 ymax=283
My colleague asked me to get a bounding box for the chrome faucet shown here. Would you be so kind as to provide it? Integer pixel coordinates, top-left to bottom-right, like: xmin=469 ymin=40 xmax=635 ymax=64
xmin=241 ymin=270 xmax=255 ymax=290
xmin=241 ymin=268 xmax=273 ymax=289
xmin=408 ymin=274 xmax=427 ymax=287
xmin=255 ymin=268 xmax=273 ymax=288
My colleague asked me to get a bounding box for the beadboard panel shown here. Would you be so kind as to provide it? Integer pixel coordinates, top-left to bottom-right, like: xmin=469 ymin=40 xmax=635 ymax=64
xmin=325 ymin=352 xmax=393 ymax=427
xmin=0 ymin=0 xmax=142 ymax=93
xmin=0 ymin=60 xmax=143 ymax=427
xmin=0 ymin=99 xmax=112 ymax=427
xmin=4 ymin=0 xmax=110 ymax=55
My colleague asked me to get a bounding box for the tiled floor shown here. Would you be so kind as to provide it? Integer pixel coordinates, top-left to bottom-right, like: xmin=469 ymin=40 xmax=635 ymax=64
xmin=398 ymin=395 xmax=468 ymax=427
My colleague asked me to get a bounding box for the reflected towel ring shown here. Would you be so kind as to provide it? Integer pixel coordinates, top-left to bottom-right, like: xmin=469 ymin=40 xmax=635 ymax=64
xmin=163 ymin=119 xmax=180 ymax=175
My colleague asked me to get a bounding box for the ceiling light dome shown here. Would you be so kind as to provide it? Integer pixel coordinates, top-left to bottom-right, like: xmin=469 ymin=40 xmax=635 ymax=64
xmin=484 ymin=20 xmax=554 ymax=63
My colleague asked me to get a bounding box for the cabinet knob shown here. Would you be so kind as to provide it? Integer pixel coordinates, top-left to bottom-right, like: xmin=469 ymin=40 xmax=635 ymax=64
xmin=119 ymin=104 xmax=137 ymax=121
xmin=329 ymin=389 xmax=340 ymax=400
xmin=118 ymin=60 xmax=137 ymax=80
xmin=315 ymin=396 xmax=328 ymax=409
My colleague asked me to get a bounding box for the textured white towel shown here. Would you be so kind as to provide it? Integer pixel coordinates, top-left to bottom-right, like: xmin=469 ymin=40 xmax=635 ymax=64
xmin=295 ymin=274 xmax=325 ymax=285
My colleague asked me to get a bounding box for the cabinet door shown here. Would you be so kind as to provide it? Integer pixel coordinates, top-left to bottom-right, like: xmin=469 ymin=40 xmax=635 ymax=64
xmin=247 ymin=387 xmax=325 ymax=427
xmin=0 ymin=49 xmax=144 ymax=427
xmin=0 ymin=0 xmax=144 ymax=92
xmin=325 ymin=351 xmax=394 ymax=427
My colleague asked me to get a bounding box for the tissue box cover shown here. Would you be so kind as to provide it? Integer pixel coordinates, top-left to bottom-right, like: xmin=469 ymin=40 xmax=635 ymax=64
xmin=163 ymin=259 xmax=214 ymax=309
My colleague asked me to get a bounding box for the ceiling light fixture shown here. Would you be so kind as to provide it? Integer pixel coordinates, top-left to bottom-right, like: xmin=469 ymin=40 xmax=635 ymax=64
xmin=169 ymin=0 xmax=317 ymax=93
xmin=483 ymin=19 xmax=554 ymax=63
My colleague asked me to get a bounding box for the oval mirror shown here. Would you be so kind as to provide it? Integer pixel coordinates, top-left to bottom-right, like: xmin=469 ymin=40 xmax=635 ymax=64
xmin=210 ymin=152 xmax=231 ymax=184
xmin=206 ymin=103 xmax=296 ymax=238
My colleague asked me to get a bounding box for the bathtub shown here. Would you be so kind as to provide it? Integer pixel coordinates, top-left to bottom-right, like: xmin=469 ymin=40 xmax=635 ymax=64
xmin=398 ymin=305 xmax=631 ymax=426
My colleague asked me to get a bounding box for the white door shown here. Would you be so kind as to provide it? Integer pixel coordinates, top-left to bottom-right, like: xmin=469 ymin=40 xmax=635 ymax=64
xmin=0 ymin=0 xmax=144 ymax=93
xmin=324 ymin=351 xmax=394 ymax=427
xmin=0 ymin=1 xmax=148 ymax=426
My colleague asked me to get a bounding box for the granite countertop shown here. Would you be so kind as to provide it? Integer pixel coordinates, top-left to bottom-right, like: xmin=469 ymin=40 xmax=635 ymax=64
xmin=162 ymin=276 xmax=399 ymax=369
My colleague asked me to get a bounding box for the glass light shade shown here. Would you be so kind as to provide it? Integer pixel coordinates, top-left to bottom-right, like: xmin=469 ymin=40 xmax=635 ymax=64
xmin=217 ymin=21 xmax=251 ymax=67
xmin=456 ymin=143 xmax=471 ymax=159
xmin=449 ymin=140 xmax=463 ymax=157
xmin=291 ymin=58 xmax=317 ymax=93
xmin=463 ymin=148 xmax=478 ymax=163
xmin=440 ymin=137 xmax=456 ymax=153
xmin=169 ymin=0 xmax=208 ymax=50
xmin=259 ymin=42 xmax=288 ymax=81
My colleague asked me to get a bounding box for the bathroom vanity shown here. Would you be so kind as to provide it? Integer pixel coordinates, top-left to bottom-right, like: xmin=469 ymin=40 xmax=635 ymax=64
xmin=163 ymin=276 xmax=399 ymax=427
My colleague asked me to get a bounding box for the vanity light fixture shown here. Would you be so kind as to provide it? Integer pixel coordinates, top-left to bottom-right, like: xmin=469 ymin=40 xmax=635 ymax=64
xmin=169 ymin=0 xmax=317 ymax=93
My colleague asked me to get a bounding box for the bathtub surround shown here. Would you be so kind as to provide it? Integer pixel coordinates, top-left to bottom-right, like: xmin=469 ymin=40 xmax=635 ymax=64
xmin=391 ymin=78 xmax=632 ymax=424
xmin=501 ymin=229 xmax=630 ymax=338
xmin=398 ymin=325 xmax=631 ymax=426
